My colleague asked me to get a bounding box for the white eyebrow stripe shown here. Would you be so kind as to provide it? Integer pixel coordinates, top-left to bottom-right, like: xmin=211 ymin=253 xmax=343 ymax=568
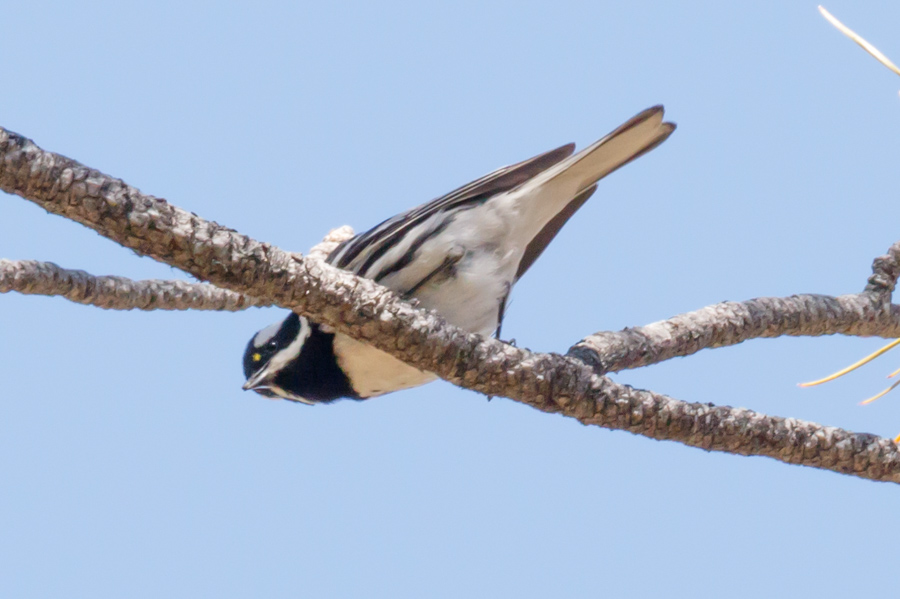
xmin=253 ymin=321 xmax=282 ymax=347
xmin=266 ymin=316 xmax=311 ymax=373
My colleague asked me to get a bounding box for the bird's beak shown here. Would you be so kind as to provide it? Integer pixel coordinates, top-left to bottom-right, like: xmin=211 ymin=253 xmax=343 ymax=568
xmin=242 ymin=367 xmax=273 ymax=391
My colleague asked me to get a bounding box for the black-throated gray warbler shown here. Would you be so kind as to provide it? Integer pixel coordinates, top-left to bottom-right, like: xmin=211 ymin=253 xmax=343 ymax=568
xmin=243 ymin=106 xmax=675 ymax=403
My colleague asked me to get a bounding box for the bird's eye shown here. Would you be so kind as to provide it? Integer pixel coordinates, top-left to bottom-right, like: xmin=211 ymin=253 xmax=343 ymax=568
xmin=267 ymin=340 xmax=278 ymax=351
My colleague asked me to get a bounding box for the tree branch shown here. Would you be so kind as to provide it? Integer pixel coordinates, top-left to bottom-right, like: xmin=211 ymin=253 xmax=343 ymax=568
xmin=0 ymin=259 xmax=270 ymax=311
xmin=569 ymin=294 xmax=900 ymax=374
xmin=866 ymin=240 xmax=900 ymax=299
xmin=0 ymin=229 xmax=354 ymax=311
xmin=571 ymin=229 xmax=900 ymax=373
xmin=3 ymin=126 xmax=900 ymax=483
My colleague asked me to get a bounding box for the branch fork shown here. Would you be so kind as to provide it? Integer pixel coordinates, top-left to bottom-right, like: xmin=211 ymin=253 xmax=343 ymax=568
xmin=3 ymin=126 xmax=900 ymax=483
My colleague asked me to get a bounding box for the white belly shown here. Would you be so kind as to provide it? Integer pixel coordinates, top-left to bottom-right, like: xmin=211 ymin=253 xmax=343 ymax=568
xmin=332 ymin=333 xmax=437 ymax=398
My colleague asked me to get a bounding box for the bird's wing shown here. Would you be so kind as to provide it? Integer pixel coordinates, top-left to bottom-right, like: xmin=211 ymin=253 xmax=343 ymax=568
xmin=327 ymin=143 xmax=575 ymax=276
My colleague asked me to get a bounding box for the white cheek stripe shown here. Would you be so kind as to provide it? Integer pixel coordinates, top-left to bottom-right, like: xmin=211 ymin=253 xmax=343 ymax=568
xmin=266 ymin=316 xmax=311 ymax=373
xmin=270 ymin=385 xmax=315 ymax=405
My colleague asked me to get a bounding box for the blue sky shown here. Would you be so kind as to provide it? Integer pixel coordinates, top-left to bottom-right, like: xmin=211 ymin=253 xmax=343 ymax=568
xmin=3 ymin=1 xmax=900 ymax=597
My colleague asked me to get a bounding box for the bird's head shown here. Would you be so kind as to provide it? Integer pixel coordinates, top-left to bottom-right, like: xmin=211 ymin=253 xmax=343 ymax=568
xmin=242 ymin=312 xmax=315 ymax=403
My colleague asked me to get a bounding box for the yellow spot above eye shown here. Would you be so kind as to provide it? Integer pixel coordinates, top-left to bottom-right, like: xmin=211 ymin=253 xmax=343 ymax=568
xmin=252 ymin=353 xmax=262 ymax=362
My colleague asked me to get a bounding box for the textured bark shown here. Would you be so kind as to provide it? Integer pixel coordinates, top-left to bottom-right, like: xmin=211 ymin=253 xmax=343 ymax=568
xmin=0 ymin=229 xmax=354 ymax=311
xmin=0 ymin=259 xmax=270 ymax=311
xmin=570 ymin=295 xmax=900 ymax=374
xmin=866 ymin=240 xmax=900 ymax=299
xmin=3 ymin=125 xmax=900 ymax=483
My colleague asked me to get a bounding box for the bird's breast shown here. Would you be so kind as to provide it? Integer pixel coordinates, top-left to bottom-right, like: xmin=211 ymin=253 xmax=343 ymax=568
xmin=331 ymin=333 xmax=437 ymax=398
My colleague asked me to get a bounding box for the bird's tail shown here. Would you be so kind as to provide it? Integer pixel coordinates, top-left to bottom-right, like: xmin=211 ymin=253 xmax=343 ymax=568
xmin=513 ymin=105 xmax=675 ymax=231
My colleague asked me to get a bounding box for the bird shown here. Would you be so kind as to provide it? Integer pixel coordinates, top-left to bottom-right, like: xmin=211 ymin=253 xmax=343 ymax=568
xmin=242 ymin=105 xmax=675 ymax=404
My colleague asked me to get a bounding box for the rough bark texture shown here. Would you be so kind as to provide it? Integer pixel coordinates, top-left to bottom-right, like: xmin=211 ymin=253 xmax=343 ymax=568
xmin=866 ymin=240 xmax=900 ymax=299
xmin=3 ymin=126 xmax=900 ymax=483
xmin=0 ymin=229 xmax=354 ymax=311
xmin=0 ymin=259 xmax=270 ymax=311
xmin=570 ymin=295 xmax=900 ymax=374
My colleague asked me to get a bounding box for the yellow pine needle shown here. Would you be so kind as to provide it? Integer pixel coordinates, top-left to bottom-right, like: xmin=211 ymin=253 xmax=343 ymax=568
xmin=798 ymin=338 xmax=900 ymax=387
xmin=819 ymin=6 xmax=900 ymax=78
xmin=816 ymin=6 xmax=900 ymax=441
xmin=859 ymin=379 xmax=900 ymax=405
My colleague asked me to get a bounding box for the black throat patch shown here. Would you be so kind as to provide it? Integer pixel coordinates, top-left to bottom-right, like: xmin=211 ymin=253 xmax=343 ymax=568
xmin=272 ymin=324 xmax=359 ymax=403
